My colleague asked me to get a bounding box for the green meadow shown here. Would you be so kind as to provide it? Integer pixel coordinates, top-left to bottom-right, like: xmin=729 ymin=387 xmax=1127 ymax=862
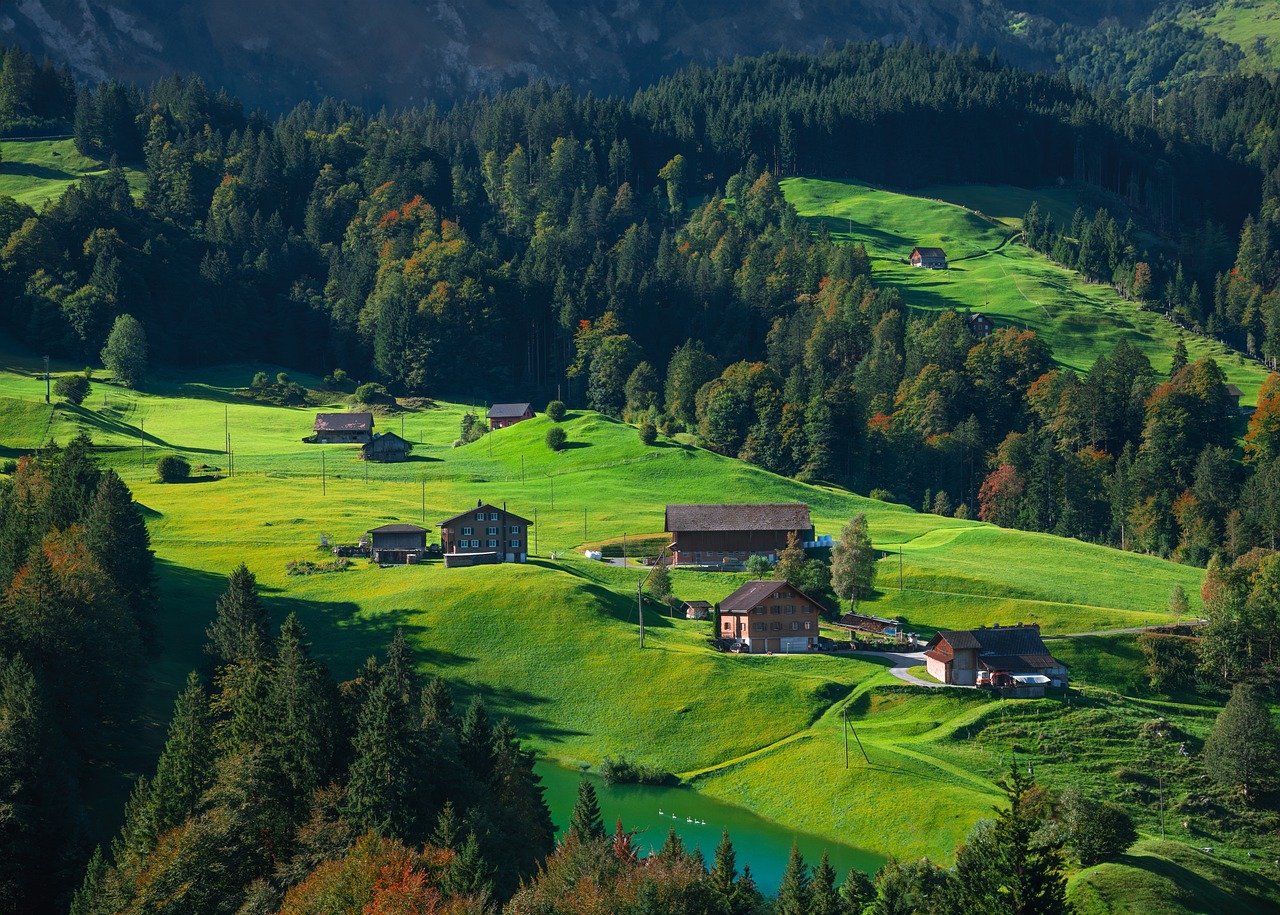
xmin=781 ymin=176 xmax=1272 ymax=405
xmin=1184 ymin=0 xmax=1280 ymax=74
xmin=0 ymin=137 xmax=147 ymax=208
xmin=0 ymin=341 xmax=1224 ymax=866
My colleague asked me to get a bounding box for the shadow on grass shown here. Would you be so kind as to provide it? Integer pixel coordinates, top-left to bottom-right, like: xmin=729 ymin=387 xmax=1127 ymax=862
xmin=560 ymin=440 xmax=592 ymax=450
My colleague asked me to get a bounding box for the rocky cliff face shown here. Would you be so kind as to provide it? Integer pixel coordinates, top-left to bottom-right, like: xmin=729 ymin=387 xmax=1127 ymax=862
xmin=1 ymin=0 xmax=1162 ymax=108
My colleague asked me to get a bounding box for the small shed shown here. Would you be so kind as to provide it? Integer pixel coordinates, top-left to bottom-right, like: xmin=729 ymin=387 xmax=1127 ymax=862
xmin=910 ymin=247 xmax=948 ymax=269
xmin=834 ymin=611 xmax=901 ymax=638
xmin=683 ymin=600 xmax=712 ymax=620
xmin=1222 ymin=383 xmax=1244 ymax=415
xmin=314 ymin=412 xmax=374 ymax=444
xmin=488 ymin=403 xmax=534 ymax=430
xmin=369 ymin=523 xmax=428 ymax=564
xmin=362 ymin=431 xmax=412 ymax=462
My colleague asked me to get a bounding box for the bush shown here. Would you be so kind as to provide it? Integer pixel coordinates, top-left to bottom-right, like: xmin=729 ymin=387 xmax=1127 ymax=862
xmin=251 ymin=371 xmax=270 ymax=389
xmin=545 ymin=400 xmax=566 ymax=422
xmin=869 ymin=488 xmax=894 ymax=503
xmin=1058 ymin=788 xmax=1137 ymax=865
xmin=155 ymin=455 xmax=191 ymax=483
xmin=745 ymin=555 xmax=772 ymax=577
xmin=54 ymin=374 xmax=90 ymax=405
xmin=459 ymin=412 xmax=487 ymax=444
xmin=1203 ymin=682 xmax=1280 ymax=800
xmin=638 ymin=419 xmax=657 ymax=445
xmin=276 ymin=372 xmax=290 ymax=386
xmin=323 ymin=368 xmax=349 ymax=388
xmin=1138 ymin=632 xmax=1199 ymax=693
xmin=546 ymin=426 xmax=567 ymax=451
xmin=599 ymin=756 xmax=675 ymax=786
xmin=1 ymin=459 xmax=16 ymax=474
xmin=354 ymin=382 xmax=393 ymax=405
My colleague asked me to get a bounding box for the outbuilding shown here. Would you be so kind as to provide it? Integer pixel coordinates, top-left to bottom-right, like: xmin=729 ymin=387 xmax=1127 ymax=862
xmin=665 ymin=503 xmax=813 ymax=568
xmin=313 ymin=412 xmax=374 ymax=444
xmin=923 ymin=623 xmax=1067 ymax=691
xmin=488 ymin=403 xmax=534 ymax=430
xmin=910 ymin=246 xmax=948 ymax=269
xmin=682 ymin=600 xmax=712 ymax=620
xmin=369 ymin=523 xmax=429 ymax=564
xmin=361 ymin=431 xmax=412 ymax=462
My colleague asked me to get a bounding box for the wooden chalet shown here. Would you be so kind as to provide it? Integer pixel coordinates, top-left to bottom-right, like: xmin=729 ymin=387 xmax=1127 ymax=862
xmin=488 ymin=402 xmax=534 ymax=430
xmin=361 ymin=431 xmax=412 ymax=462
xmin=369 ymin=523 xmax=428 ymax=564
xmin=665 ymin=503 xmax=813 ymax=568
xmin=924 ymin=624 xmax=1067 ymax=694
xmin=438 ymin=500 xmax=533 ymax=565
xmin=682 ymin=600 xmax=712 ymax=620
xmin=910 ymin=246 xmax=948 ymax=269
xmin=717 ymin=580 xmax=821 ymax=654
xmin=313 ymin=412 xmax=374 ymax=444
xmin=965 ymin=312 xmax=994 ymax=338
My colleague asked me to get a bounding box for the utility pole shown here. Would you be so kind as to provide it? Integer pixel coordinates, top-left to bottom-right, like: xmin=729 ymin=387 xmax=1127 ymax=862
xmin=550 ymin=475 xmax=555 ymax=509
xmin=321 ymin=451 xmax=326 ymax=495
xmin=225 ymin=405 xmax=230 ymax=470
xmin=140 ymin=418 xmax=145 ymax=469
xmin=843 ymin=708 xmax=849 ymax=768
xmin=583 ymin=508 xmax=587 ymax=540
xmin=637 ymin=581 xmax=645 ymax=649
xmin=421 ymin=479 xmax=425 ymax=523
xmin=623 ymin=532 xmax=627 ymax=567
xmin=534 ymin=508 xmax=539 ymax=556
xmin=521 ymin=453 xmax=525 ymax=484
xmin=43 ymin=355 xmax=50 ymax=404
xmin=899 ymin=548 xmax=904 ymax=591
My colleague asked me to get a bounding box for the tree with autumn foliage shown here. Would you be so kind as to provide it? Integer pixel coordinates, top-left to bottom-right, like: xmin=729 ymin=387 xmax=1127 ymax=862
xmin=1244 ymin=373 xmax=1280 ymax=464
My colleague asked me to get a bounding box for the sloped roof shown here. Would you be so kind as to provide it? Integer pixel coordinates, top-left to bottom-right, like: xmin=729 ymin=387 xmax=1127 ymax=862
xmin=912 ymin=247 xmax=946 ymax=258
xmin=834 ymin=612 xmax=899 ymax=633
xmin=665 ymin=503 xmax=811 ymax=533
xmin=719 ymin=580 xmax=821 ymax=613
xmin=315 ymin=412 xmax=373 ymax=432
xmin=369 ymin=523 xmax=428 ymax=534
xmin=488 ymin=402 xmax=532 ymax=418
xmin=437 ymin=502 xmax=533 ymax=527
xmin=683 ymin=600 xmax=712 ymax=609
xmin=365 ymin=431 xmax=411 ymax=447
xmin=924 ymin=624 xmax=1063 ymax=670
xmin=1223 ymin=383 xmax=1243 ymax=398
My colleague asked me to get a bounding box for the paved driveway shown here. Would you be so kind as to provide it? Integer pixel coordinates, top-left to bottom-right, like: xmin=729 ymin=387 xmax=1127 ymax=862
xmin=851 ymin=649 xmax=963 ymax=688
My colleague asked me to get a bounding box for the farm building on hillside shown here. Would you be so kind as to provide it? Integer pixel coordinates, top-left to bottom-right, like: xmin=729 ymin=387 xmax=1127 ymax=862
xmin=965 ymin=312 xmax=994 ymax=338
xmin=361 ymin=431 xmax=412 ymax=462
xmin=313 ymin=412 xmax=374 ymax=444
xmin=369 ymin=523 xmax=428 ymax=564
xmin=682 ymin=600 xmax=712 ymax=620
xmin=488 ymin=402 xmax=534 ymax=429
xmin=665 ymin=503 xmax=813 ymax=568
xmin=717 ymin=580 xmax=822 ymax=653
xmin=834 ymin=611 xmax=902 ymax=638
xmin=910 ymin=246 xmax=948 ymax=269
xmin=1222 ymin=383 xmax=1244 ymax=414
xmin=924 ymin=624 xmax=1067 ymax=695
xmin=438 ymin=500 xmax=533 ymax=565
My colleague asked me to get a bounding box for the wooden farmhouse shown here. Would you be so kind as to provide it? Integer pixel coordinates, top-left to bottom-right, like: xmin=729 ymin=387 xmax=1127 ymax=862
xmin=488 ymin=402 xmax=534 ymax=430
xmin=924 ymin=624 xmax=1068 ymax=694
xmin=438 ymin=500 xmax=533 ymax=566
xmin=313 ymin=412 xmax=374 ymax=444
xmin=965 ymin=312 xmax=994 ymax=338
xmin=717 ymin=580 xmax=822 ymax=653
xmin=665 ymin=503 xmax=813 ymax=568
xmin=910 ymin=246 xmax=948 ymax=269
xmin=361 ymin=431 xmax=412 ymax=462
xmin=682 ymin=600 xmax=712 ymax=620
xmin=369 ymin=523 xmax=428 ymax=564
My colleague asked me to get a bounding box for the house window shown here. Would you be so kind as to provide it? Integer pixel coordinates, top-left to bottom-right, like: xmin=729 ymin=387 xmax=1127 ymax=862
xmin=471 ymin=539 xmax=481 ymax=548
xmin=487 ymin=526 xmax=498 ymax=535
xmin=489 ymin=512 xmax=499 ymax=521
xmin=791 ymin=621 xmax=799 ymax=630
xmin=487 ymin=539 xmax=498 ymax=548
xmin=771 ymin=621 xmax=782 ymax=631
xmin=509 ymin=525 xmax=520 ymax=534
xmin=509 ymin=540 xmax=520 ymax=549
xmin=753 ymin=623 xmax=766 ymax=632
xmin=802 ymin=605 xmax=812 ymax=614
xmin=462 ymin=526 xmax=473 ymax=536
xmin=803 ymin=621 xmax=812 ymax=630
xmin=752 ymin=607 xmax=763 ymax=614
xmin=475 ymin=512 xmax=484 ymax=521
xmin=785 ymin=605 xmax=795 ymax=614
xmin=771 ymin=607 xmax=781 ymax=615
xmin=722 ymin=620 xmax=731 ymax=629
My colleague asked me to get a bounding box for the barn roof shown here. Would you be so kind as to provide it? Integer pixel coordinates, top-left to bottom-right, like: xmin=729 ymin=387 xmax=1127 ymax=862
xmin=366 ymin=431 xmax=411 ymax=446
xmin=368 ymin=523 xmax=428 ymax=534
xmin=488 ymin=402 xmax=532 ymax=418
xmin=912 ymin=247 xmax=947 ymax=257
xmin=437 ymin=502 xmax=533 ymax=527
xmin=719 ymin=580 xmax=821 ymax=613
xmin=665 ymin=503 xmax=812 ymax=533
xmin=683 ymin=600 xmax=712 ymax=609
xmin=1223 ymin=383 xmax=1243 ymax=398
xmin=923 ymin=624 xmax=1064 ymax=670
xmin=834 ymin=612 xmax=899 ymax=633
xmin=315 ymin=412 xmax=373 ymax=432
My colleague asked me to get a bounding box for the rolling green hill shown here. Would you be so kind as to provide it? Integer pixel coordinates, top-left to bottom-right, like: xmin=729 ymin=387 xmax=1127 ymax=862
xmin=1183 ymin=0 xmax=1280 ymax=74
xmin=781 ymin=177 xmax=1272 ymax=405
xmin=0 ymin=342 xmax=1227 ymax=866
xmin=0 ymin=137 xmax=146 ymax=208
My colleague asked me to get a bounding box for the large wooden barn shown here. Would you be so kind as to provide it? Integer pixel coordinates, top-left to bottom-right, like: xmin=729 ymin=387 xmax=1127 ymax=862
xmin=665 ymin=503 xmax=813 ymax=568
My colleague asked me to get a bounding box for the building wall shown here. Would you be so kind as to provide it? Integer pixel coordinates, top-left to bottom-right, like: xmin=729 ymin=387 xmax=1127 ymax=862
xmin=948 ymin=647 xmax=978 ymax=685
xmin=718 ymin=587 xmax=820 ymax=652
xmin=672 ymin=528 xmax=811 ymax=564
xmin=925 ymin=655 xmax=949 ymax=683
xmin=371 ymin=531 xmax=426 ymax=551
xmin=315 ymin=430 xmax=371 ymax=444
xmin=441 ymin=509 xmax=529 ymax=562
xmin=490 ymin=411 xmax=532 ymax=430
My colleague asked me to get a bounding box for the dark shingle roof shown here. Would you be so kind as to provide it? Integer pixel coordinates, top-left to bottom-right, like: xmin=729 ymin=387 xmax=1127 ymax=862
xmin=683 ymin=600 xmax=712 ymax=609
xmin=925 ymin=625 xmax=1063 ymax=670
xmin=369 ymin=523 xmax=428 ymax=534
xmin=913 ymin=247 xmax=947 ymax=258
xmin=1223 ymin=383 xmax=1243 ymax=398
xmin=315 ymin=412 xmax=373 ymax=432
xmin=719 ymin=580 xmax=820 ymax=613
xmin=437 ymin=503 xmax=533 ymax=527
xmin=488 ymin=403 xmax=532 ymax=418
xmin=665 ymin=503 xmax=811 ymax=533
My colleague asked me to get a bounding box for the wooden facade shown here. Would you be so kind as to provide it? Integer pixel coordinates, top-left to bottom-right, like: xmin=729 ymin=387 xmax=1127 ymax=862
xmin=369 ymin=523 xmax=428 ymax=563
xmin=717 ymin=580 xmax=821 ymax=653
xmin=438 ymin=500 xmax=533 ymax=563
xmin=488 ymin=403 xmax=534 ymax=430
xmin=361 ymin=431 xmax=412 ymax=462
xmin=910 ymin=246 xmax=948 ymax=269
xmin=924 ymin=624 xmax=1067 ymax=688
xmin=665 ymin=503 xmax=813 ymax=567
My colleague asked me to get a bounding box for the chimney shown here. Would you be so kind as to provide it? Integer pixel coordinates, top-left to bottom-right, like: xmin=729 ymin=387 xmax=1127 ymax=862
xmin=477 ymin=498 xmax=482 ymax=507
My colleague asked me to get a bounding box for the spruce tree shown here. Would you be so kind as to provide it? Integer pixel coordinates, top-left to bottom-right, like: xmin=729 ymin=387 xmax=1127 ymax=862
xmin=839 ymin=867 xmax=875 ymax=914
xmin=458 ymin=695 xmax=494 ymax=779
xmin=1203 ymin=682 xmax=1280 ymax=800
xmin=732 ymin=865 xmax=763 ymax=915
xmin=69 ymin=846 xmax=108 ymax=915
xmin=775 ymin=842 xmax=811 ymax=915
xmin=148 ymin=671 xmax=214 ymax=834
xmin=264 ymin=614 xmax=334 ymax=803
xmin=83 ymin=469 xmax=155 ymax=644
xmin=421 ymin=675 xmax=458 ymax=731
xmin=811 ymin=851 xmax=840 ymax=915
xmin=432 ymin=800 xmax=460 ymax=850
xmin=710 ymin=829 xmax=738 ymax=902
xmin=566 ymin=778 xmax=605 ymax=842
xmin=205 ymin=563 xmax=269 ymax=666
xmin=446 ymin=832 xmax=495 ymax=900
xmin=343 ymin=664 xmax=422 ymax=840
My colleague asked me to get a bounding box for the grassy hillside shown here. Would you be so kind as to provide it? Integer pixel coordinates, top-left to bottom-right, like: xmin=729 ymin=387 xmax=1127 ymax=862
xmin=782 ymin=177 xmax=1272 ymax=405
xmin=1184 ymin=0 xmax=1280 ymax=74
xmin=0 ymin=137 xmax=146 ymax=208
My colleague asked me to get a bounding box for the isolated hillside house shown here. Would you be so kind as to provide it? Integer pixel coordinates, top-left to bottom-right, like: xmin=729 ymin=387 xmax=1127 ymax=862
xmin=369 ymin=523 xmax=428 ymax=564
xmin=313 ymin=412 xmax=374 ymax=444
xmin=665 ymin=503 xmax=813 ymax=568
xmin=488 ymin=402 xmax=534 ymax=430
xmin=1222 ymin=383 xmax=1244 ymax=414
xmin=965 ymin=312 xmax=994 ymax=338
xmin=438 ymin=500 xmax=532 ymax=565
xmin=910 ymin=246 xmax=948 ymax=269
xmin=361 ymin=431 xmax=412 ymax=462
xmin=682 ymin=600 xmax=712 ymax=620
xmin=717 ymin=581 xmax=822 ymax=653
xmin=924 ymin=624 xmax=1067 ymax=694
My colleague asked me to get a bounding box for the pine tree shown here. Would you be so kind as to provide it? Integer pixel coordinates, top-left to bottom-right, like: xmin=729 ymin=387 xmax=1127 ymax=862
xmin=420 ymin=675 xmax=458 ymax=732
xmin=458 ymin=696 xmax=494 ymax=780
xmin=343 ymin=663 xmax=422 ymax=840
xmin=839 ymin=867 xmax=875 ymax=914
xmin=1171 ymin=339 xmax=1189 ymax=376
xmin=566 ymin=778 xmax=605 ymax=842
xmin=811 ymin=851 xmax=840 ymax=915
xmin=1203 ymin=682 xmax=1280 ymax=800
xmin=445 ymin=832 xmax=495 ymax=900
xmin=83 ymin=469 xmax=155 ymax=645
xmin=205 ymin=563 xmax=269 ymax=666
xmin=264 ymin=614 xmax=334 ymax=803
xmin=148 ymin=671 xmax=214 ymax=835
xmin=69 ymin=845 xmax=108 ymax=915
xmin=710 ymin=829 xmax=738 ymax=901
xmin=775 ymin=842 xmax=811 ymax=915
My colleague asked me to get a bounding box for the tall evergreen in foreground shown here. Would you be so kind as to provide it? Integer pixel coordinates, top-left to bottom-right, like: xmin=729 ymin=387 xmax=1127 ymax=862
xmin=205 ymin=563 xmax=269 ymax=667
xmin=1203 ymin=682 xmax=1280 ymax=800
xmin=566 ymin=778 xmax=605 ymax=843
